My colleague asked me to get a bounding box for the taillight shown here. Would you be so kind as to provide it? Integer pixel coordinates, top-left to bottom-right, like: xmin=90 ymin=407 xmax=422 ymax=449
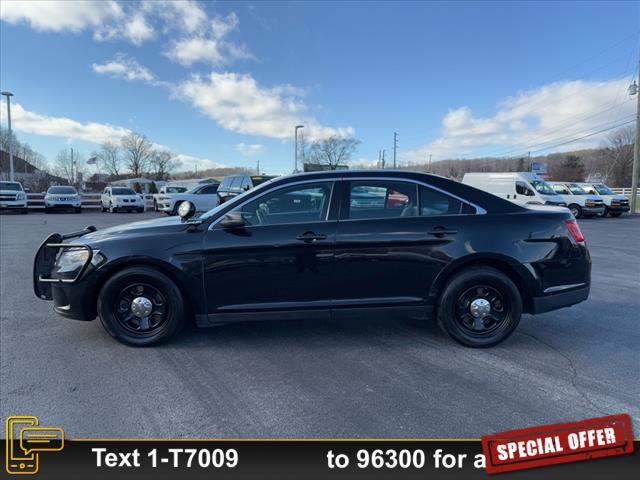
xmin=565 ymin=219 xmax=585 ymax=243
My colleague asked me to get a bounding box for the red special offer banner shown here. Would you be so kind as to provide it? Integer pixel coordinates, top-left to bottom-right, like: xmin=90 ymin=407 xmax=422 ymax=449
xmin=481 ymin=414 xmax=634 ymax=474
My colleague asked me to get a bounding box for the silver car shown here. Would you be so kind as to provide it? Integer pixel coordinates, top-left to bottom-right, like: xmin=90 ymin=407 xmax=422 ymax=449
xmin=45 ymin=186 xmax=82 ymax=213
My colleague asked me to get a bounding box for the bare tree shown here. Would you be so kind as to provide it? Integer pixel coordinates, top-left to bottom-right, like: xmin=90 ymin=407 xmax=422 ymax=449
xmin=306 ymin=136 xmax=360 ymax=170
xmin=602 ymin=126 xmax=634 ymax=186
xmin=53 ymin=148 xmax=84 ymax=184
xmin=96 ymin=141 xmax=123 ymax=178
xmin=121 ymin=132 xmax=153 ymax=177
xmin=149 ymin=149 xmax=181 ymax=180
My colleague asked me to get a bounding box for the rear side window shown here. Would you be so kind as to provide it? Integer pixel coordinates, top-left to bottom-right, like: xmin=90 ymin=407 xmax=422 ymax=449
xmin=419 ymin=186 xmax=473 ymax=215
xmin=199 ymin=185 xmax=218 ymax=194
xmin=348 ymin=181 xmax=418 ymax=219
xmin=229 ymin=176 xmax=242 ymax=191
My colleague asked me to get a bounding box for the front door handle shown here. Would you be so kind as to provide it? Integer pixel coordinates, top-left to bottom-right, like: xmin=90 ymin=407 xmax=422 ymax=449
xmin=427 ymin=226 xmax=457 ymax=237
xmin=296 ymin=231 xmax=328 ymax=242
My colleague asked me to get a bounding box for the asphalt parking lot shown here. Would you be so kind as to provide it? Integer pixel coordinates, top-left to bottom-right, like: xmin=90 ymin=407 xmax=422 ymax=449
xmin=1 ymin=210 xmax=638 ymax=438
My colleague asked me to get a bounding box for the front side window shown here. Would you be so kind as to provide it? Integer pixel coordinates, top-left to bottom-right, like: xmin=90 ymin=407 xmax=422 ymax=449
xmin=198 ymin=185 xmax=218 ymax=195
xmin=568 ymin=183 xmax=588 ymax=195
xmin=530 ymin=180 xmax=557 ymax=195
xmin=348 ymin=181 xmax=418 ymax=219
xmin=237 ymin=182 xmax=333 ymax=226
xmin=594 ymin=183 xmax=614 ymax=195
xmin=516 ymin=181 xmax=533 ymax=196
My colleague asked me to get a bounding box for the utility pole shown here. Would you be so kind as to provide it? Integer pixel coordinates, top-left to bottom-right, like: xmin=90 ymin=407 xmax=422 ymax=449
xmin=1 ymin=91 xmax=15 ymax=181
xmin=428 ymin=154 xmax=432 ymax=172
xmin=294 ymin=125 xmax=304 ymax=173
xmin=630 ymin=55 xmax=640 ymax=215
xmin=70 ymin=147 xmax=75 ymax=185
xmin=393 ymin=132 xmax=398 ymax=168
xmin=257 ymin=159 xmax=260 ymax=175
xmin=382 ymin=149 xmax=386 ymax=169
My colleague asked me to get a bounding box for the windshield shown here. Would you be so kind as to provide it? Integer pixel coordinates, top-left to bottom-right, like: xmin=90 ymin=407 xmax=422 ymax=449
xmin=199 ymin=178 xmax=277 ymax=220
xmin=567 ymin=183 xmax=588 ymax=195
xmin=165 ymin=186 xmax=187 ymax=193
xmin=112 ymin=188 xmax=136 ymax=195
xmin=48 ymin=186 xmax=77 ymax=195
xmin=530 ymin=180 xmax=557 ymax=195
xmin=0 ymin=182 xmax=22 ymax=191
xmin=594 ymin=183 xmax=614 ymax=195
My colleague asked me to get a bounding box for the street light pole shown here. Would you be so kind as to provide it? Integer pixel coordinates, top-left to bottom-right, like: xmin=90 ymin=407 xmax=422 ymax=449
xmin=1 ymin=91 xmax=15 ymax=181
xmin=294 ymin=125 xmax=304 ymax=173
xmin=630 ymin=56 xmax=640 ymax=215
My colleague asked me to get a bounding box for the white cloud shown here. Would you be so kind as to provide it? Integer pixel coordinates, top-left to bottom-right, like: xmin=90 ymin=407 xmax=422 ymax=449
xmin=164 ymin=12 xmax=252 ymax=66
xmin=177 ymin=72 xmax=354 ymax=140
xmin=142 ymin=0 xmax=207 ymax=33
xmin=0 ymin=101 xmax=129 ymax=144
xmin=235 ymin=143 xmax=265 ymax=156
xmin=92 ymin=53 xmax=159 ymax=84
xmin=0 ymin=101 xmax=220 ymax=172
xmin=0 ymin=0 xmax=122 ymax=32
xmin=403 ymin=78 xmax=635 ymax=162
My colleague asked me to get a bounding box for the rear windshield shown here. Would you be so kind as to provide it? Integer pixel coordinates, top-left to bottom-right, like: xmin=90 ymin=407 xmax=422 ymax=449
xmin=251 ymin=176 xmax=275 ymax=186
xmin=0 ymin=182 xmax=22 ymax=191
xmin=48 ymin=186 xmax=77 ymax=194
xmin=112 ymin=188 xmax=136 ymax=195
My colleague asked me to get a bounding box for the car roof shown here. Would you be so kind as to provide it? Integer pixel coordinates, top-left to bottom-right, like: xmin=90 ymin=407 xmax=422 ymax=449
xmin=268 ymin=169 xmax=522 ymax=214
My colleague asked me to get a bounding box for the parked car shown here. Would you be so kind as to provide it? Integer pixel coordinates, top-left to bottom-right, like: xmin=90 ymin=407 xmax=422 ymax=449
xmin=153 ymin=185 xmax=188 ymax=211
xmin=547 ymin=182 xmax=604 ymax=219
xmin=0 ymin=181 xmax=28 ymax=214
xmin=44 ymin=186 xmax=82 ymax=213
xmin=34 ymin=170 xmax=590 ymax=348
xmin=462 ymin=172 xmax=567 ymax=207
xmin=578 ymin=182 xmax=630 ymax=217
xmin=217 ymin=175 xmax=275 ymax=203
xmin=101 ymin=187 xmax=144 ymax=213
xmin=156 ymin=183 xmax=220 ymax=215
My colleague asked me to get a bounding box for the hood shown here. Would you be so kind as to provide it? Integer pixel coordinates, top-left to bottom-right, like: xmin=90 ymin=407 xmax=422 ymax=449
xmin=78 ymin=216 xmax=189 ymax=244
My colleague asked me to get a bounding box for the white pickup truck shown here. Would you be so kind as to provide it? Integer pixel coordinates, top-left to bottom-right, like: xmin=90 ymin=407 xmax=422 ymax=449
xmin=157 ymin=183 xmax=220 ymax=215
xmin=0 ymin=181 xmax=28 ymax=214
xmin=152 ymin=185 xmax=188 ymax=211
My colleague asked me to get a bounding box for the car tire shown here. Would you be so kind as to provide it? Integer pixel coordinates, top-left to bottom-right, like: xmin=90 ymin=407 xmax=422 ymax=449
xmin=97 ymin=266 xmax=186 ymax=346
xmin=609 ymin=211 xmax=623 ymax=217
xmin=44 ymin=208 xmax=50 ymax=214
xmin=568 ymin=204 xmax=582 ymax=219
xmin=137 ymin=207 xmax=144 ymax=213
xmin=21 ymin=208 xmax=28 ymax=215
xmin=75 ymin=207 xmax=82 ymax=213
xmin=109 ymin=202 xmax=117 ymax=213
xmin=171 ymin=201 xmax=183 ymax=216
xmin=437 ymin=266 xmax=522 ymax=348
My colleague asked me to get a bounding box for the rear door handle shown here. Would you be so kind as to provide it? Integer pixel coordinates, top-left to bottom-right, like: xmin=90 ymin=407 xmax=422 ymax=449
xmin=296 ymin=231 xmax=328 ymax=242
xmin=427 ymin=226 xmax=457 ymax=237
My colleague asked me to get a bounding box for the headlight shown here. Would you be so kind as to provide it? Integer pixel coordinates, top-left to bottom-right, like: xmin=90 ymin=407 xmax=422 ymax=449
xmin=56 ymin=248 xmax=90 ymax=274
xmin=16 ymin=192 xmax=26 ymax=200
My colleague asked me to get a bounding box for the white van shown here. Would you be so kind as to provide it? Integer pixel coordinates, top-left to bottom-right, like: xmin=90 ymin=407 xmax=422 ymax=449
xmin=547 ymin=182 xmax=604 ymax=218
xmin=462 ymin=172 xmax=567 ymax=207
xmin=578 ymin=182 xmax=630 ymax=217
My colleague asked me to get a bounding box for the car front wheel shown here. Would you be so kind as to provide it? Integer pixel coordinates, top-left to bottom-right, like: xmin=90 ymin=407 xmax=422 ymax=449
xmin=568 ymin=204 xmax=582 ymax=218
xmin=437 ymin=266 xmax=522 ymax=348
xmin=109 ymin=202 xmax=117 ymax=213
xmin=97 ymin=266 xmax=186 ymax=346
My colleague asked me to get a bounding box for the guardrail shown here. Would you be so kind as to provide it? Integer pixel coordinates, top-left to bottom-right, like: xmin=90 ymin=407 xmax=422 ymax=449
xmin=27 ymin=194 xmax=155 ymax=211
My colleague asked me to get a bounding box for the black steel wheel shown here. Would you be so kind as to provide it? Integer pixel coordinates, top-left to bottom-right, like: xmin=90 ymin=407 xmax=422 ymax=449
xmin=437 ymin=266 xmax=522 ymax=347
xmin=98 ymin=266 xmax=186 ymax=346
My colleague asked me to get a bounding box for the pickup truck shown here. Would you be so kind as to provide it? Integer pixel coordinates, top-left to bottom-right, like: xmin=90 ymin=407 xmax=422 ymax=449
xmin=152 ymin=185 xmax=187 ymax=211
xmin=0 ymin=181 xmax=28 ymax=214
xmin=157 ymin=183 xmax=220 ymax=215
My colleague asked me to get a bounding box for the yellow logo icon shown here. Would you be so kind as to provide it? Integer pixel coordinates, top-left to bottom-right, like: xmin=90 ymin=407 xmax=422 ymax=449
xmin=5 ymin=416 xmax=64 ymax=475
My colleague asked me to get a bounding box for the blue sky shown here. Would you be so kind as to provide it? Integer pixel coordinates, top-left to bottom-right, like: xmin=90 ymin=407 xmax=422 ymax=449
xmin=1 ymin=1 xmax=638 ymax=174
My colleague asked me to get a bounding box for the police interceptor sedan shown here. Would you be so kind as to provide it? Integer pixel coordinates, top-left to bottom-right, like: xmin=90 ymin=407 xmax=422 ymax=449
xmin=33 ymin=170 xmax=591 ymax=347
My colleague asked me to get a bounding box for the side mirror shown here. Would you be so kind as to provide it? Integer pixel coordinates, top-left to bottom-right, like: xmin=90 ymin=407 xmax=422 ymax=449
xmin=178 ymin=201 xmax=196 ymax=220
xmin=219 ymin=211 xmax=245 ymax=229
xmin=243 ymin=185 xmax=251 ymax=191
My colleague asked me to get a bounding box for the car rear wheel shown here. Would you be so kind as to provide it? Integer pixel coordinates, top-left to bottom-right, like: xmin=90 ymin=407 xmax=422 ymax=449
xmin=97 ymin=266 xmax=185 ymax=346
xmin=568 ymin=204 xmax=582 ymax=218
xmin=437 ymin=267 xmax=522 ymax=348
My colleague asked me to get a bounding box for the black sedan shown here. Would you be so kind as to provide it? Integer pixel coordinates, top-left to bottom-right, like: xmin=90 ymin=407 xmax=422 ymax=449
xmin=33 ymin=170 xmax=591 ymax=347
